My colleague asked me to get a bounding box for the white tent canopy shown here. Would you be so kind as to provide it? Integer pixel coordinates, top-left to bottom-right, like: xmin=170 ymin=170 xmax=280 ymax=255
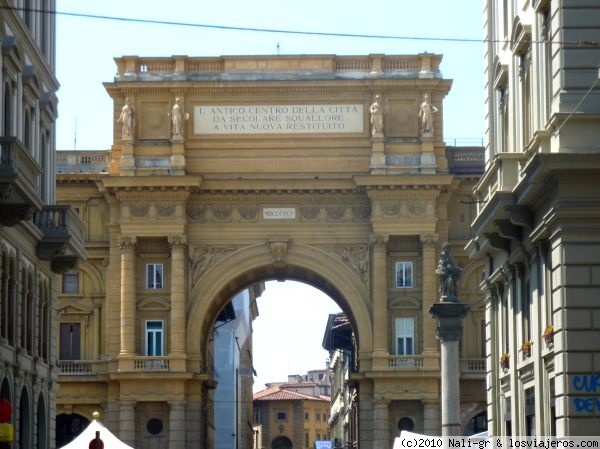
xmin=59 ymin=419 xmax=134 ymax=449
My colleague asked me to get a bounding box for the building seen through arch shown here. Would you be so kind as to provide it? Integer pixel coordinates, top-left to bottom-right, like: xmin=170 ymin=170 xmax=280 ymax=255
xmin=54 ymin=53 xmax=485 ymax=448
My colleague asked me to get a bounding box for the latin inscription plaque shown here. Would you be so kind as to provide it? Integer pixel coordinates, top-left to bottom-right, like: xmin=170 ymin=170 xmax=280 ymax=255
xmin=194 ymin=104 xmax=364 ymax=134
xmin=263 ymin=208 xmax=296 ymax=220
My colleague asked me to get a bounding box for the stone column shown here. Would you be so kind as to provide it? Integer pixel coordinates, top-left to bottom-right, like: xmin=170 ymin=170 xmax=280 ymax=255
xmin=169 ymin=401 xmax=186 ymax=449
xmin=119 ymin=237 xmax=136 ymax=357
xmin=373 ymin=400 xmax=390 ymax=448
xmin=119 ymin=401 xmax=136 ymax=445
xmin=422 ymin=400 xmax=441 ymax=435
xmin=371 ymin=233 xmax=389 ymax=368
xmin=420 ymin=234 xmax=438 ymax=353
xmin=169 ymin=236 xmax=187 ymax=357
xmin=429 ymin=302 xmax=470 ymax=436
xmin=429 ymin=243 xmax=470 ymax=437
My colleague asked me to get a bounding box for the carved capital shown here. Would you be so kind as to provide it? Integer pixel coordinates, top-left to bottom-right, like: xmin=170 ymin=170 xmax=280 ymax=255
xmin=420 ymin=233 xmax=438 ymax=248
xmin=118 ymin=236 xmax=136 ymax=253
xmin=168 ymin=235 xmax=188 ymax=251
xmin=268 ymin=240 xmax=290 ymax=267
xmin=369 ymin=233 xmax=389 ymax=247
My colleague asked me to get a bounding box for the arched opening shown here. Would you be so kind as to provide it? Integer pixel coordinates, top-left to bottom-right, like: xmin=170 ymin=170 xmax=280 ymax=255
xmin=187 ymin=242 xmax=370 ymax=449
xmin=56 ymin=413 xmax=90 ymax=447
xmin=36 ymin=394 xmax=47 ymax=449
xmin=19 ymin=387 xmax=31 ymax=449
xmin=212 ymin=280 xmax=344 ymax=449
xmin=271 ymin=435 xmax=294 ymax=449
xmin=464 ymin=410 xmax=487 ymax=436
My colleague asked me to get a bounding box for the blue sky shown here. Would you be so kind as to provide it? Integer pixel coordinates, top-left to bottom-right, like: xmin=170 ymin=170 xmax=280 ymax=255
xmin=55 ymin=1 xmax=485 ymax=390
xmin=56 ymin=0 xmax=485 ymax=151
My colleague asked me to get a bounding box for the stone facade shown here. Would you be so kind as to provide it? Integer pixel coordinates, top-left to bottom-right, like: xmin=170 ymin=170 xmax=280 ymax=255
xmin=0 ymin=1 xmax=85 ymax=448
xmin=55 ymin=53 xmax=485 ymax=448
xmin=467 ymin=0 xmax=600 ymax=436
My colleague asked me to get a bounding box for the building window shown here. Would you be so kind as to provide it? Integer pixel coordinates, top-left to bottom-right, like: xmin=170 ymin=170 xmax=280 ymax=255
xmin=519 ymin=46 xmax=533 ymax=145
xmin=395 ymin=318 xmax=415 ymax=355
xmin=59 ymin=323 xmax=81 ymax=360
xmin=62 ymin=272 xmax=79 ymax=294
xmin=275 ymin=410 xmax=287 ymax=421
xmin=305 ymin=432 xmax=309 ymax=447
xmin=525 ymin=387 xmax=535 ymax=435
xmin=145 ymin=320 xmax=164 ymax=356
xmin=395 ymin=261 xmax=413 ymax=288
xmin=146 ymin=263 xmax=163 ymax=290
xmin=398 ymin=417 xmax=415 ymax=432
xmin=305 ymin=411 xmax=309 ymax=420
xmin=146 ymin=418 xmax=163 ymax=435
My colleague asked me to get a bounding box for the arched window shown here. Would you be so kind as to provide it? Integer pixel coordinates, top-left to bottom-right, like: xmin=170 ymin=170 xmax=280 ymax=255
xmin=2 ymin=253 xmax=16 ymax=345
xmin=37 ymin=393 xmax=47 ymax=449
xmin=24 ymin=109 xmax=31 ymax=152
xmin=3 ymin=85 xmax=11 ymax=136
xmin=19 ymin=387 xmax=31 ymax=449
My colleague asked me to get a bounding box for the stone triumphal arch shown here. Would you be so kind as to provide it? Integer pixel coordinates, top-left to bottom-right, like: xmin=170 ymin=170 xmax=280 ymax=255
xmin=55 ymin=54 xmax=486 ymax=449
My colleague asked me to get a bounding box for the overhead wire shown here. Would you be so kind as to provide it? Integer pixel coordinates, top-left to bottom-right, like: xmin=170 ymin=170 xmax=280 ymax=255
xmin=2 ymin=4 xmax=600 ymax=47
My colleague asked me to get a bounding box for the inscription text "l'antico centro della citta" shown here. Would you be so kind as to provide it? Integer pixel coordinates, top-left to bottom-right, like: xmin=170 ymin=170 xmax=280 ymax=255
xmin=194 ymin=104 xmax=364 ymax=134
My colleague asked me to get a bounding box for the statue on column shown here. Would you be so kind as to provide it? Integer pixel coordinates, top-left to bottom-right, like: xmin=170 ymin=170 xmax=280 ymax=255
xmin=117 ymin=97 xmax=135 ymax=141
xmin=435 ymin=243 xmax=462 ymax=302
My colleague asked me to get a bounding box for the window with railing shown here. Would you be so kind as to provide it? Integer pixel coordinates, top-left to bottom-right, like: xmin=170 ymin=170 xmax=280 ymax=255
xmin=59 ymin=323 xmax=81 ymax=360
xmin=395 ymin=318 xmax=415 ymax=355
xmin=146 ymin=320 xmax=164 ymax=356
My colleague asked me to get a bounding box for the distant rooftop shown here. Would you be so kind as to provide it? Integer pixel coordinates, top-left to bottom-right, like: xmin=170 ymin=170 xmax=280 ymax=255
xmin=112 ymin=53 xmax=444 ymax=83
xmin=253 ymin=384 xmax=329 ymax=402
xmin=56 ymin=151 xmax=109 ymax=174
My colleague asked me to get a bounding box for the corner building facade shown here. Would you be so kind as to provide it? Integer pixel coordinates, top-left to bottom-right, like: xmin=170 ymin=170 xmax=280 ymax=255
xmin=1 ymin=1 xmax=86 ymax=448
xmin=56 ymin=54 xmax=486 ymax=448
xmin=468 ymin=0 xmax=600 ymax=436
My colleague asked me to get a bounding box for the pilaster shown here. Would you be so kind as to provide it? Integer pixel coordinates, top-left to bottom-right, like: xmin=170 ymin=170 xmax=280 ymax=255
xmin=118 ymin=400 xmax=136 ymax=445
xmin=420 ymin=234 xmax=439 ymax=355
xmin=373 ymin=400 xmax=390 ymax=448
xmin=169 ymin=401 xmax=186 ymax=449
xmin=118 ymin=236 xmax=136 ymax=368
xmin=169 ymin=236 xmax=187 ymax=370
xmin=371 ymin=233 xmax=390 ymax=368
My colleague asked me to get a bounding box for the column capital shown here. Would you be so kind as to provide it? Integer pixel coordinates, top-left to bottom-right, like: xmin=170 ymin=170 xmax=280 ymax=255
xmin=420 ymin=233 xmax=438 ymax=247
xmin=118 ymin=236 xmax=136 ymax=252
xmin=370 ymin=233 xmax=389 ymax=246
xmin=168 ymin=235 xmax=188 ymax=250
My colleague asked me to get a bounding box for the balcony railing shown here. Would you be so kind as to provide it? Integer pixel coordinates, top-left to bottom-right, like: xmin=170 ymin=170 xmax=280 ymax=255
xmin=134 ymin=356 xmax=170 ymax=372
xmin=389 ymin=355 xmax=424 ymax=369
xmin=474 ymin=152 xmax=523 ymax=217
xmin=57 ymin=360 xmax=108 ymax=375
xmin=56 ymin=151 xmax=110 ymax=173
xmin=459 ymin=358 xmax=486 ymax=374
xmin=34 ymin=205 xmax=87 ymax=272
